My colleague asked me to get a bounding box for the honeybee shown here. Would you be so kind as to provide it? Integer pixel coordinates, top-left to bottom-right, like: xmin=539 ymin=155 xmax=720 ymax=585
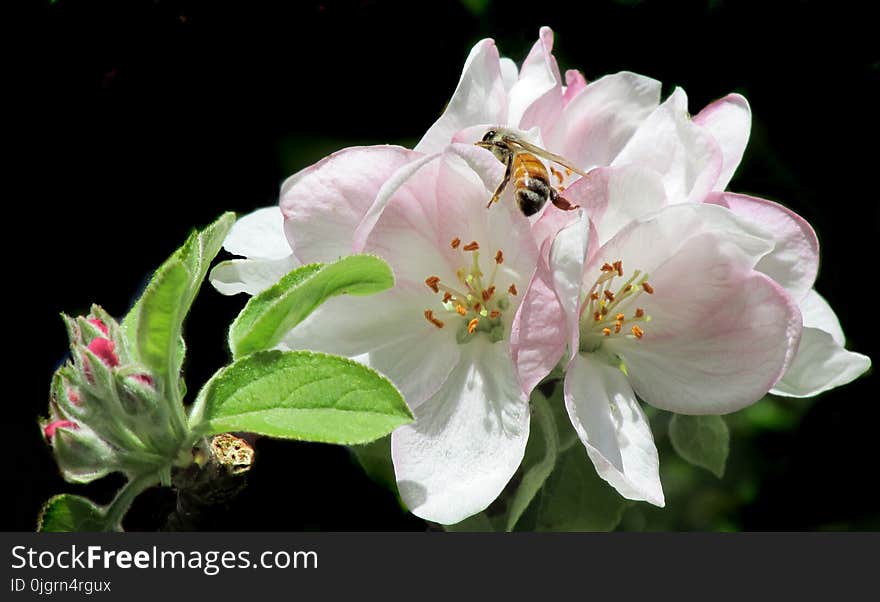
xmin=476 ymin=128 xmax=588 ymax=216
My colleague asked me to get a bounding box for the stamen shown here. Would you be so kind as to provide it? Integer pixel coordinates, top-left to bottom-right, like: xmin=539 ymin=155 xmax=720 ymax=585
xmin=442 ymin=292 xmax=453 ymax=303
xmin=481 ymin=286 xmax=495 ymax=302
xmin=508 ymin=284 xmax=518 ymax=296
xmin=455 ymin=305 xmax=467 ymax=316
xmin=635 ymin=308 xmax=645 ymax=318
xmin=489 ymin=310 xmax=501 ymax=319
xmin=473 ymin=302 xmax=482 ymax=313
xmin=615 ymin=313 xmax=625 ymax=321
xmin=468 ymin=318 xmax=479 ymax=334
xmin=631 ymin=325 xmax=645 ymax=339
xmin=614 ymin=322 xmax=622 ymax=334
xmin=590 ymin=292 xmax=599 ymax=301
xmin=463 ymin=241 xmax=480 ymax=251
xmin=451 ymin=237 xmax=461 ymax=249
xmin=613 ymin=260 xmax=623 ymax=277
xmin=642 ymin=282 xmax=654 ymax=294
xmin=601 ymin=263 xmax=615 ymax=272
xmin=602 ymin=327 xmax=612 ymax=337
xmin=424 ymin=310 xmax=444 ymax=329
xmin=495 ymin=250 xmax=504 ymax=264
xmin=604 ymin=290 xmax=615 ymax=302
xmin=425 ymin=276 xmax=441 ymax=293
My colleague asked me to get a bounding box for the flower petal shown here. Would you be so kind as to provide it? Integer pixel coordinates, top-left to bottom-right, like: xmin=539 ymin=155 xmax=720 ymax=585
xmin=549 ymin=209 xmax=591 ymax=356
xmin=280 ymin=145 xmax=422 ymax=264
xmin=223 ymin=206 xmax=291 ymax=260
xmin=562 ymin=69 xmax=587 ymax=105
xmin=564 ymin=354 xmax=664 ymax=506
xmin=613 ymin=87 xmax=721 ymax=204
xmin=499 ymin=57 xmax=518 ymax=92
xmin=770 ymin=327 xmax=871 ymax=398
xmin=545 ymin=71 xmax=661 ymax=170
xmin=801 ymin=289 xmax=845 ymax=345
xmin=603 ymin=226 xmax=801 ymax=414
xmin=209 ymin=255 xmax=300 ymax=296
xmin=707 ymin=192 xmax=818 ymax=303
xmin=281 ymin=290 xmax=461 ymax=408
xmin=694 ymin=94 xmax=751 ymax=191
xmin=391 ymin=339 xmax=530 ymax=524
xmin=510 ymin=27 xmax=564 ymax=133
xmin=415 ymin=39 xmax=508 ymax=154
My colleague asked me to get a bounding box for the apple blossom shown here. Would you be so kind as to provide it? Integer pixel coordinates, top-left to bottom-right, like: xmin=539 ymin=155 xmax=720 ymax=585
xmin=610 ymin=85 xmax=870 ymax=396
xmin=517 ymin=195 xmax=802 ymax=505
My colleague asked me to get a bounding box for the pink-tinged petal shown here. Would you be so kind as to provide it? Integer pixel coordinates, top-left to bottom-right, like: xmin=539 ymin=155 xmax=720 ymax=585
xmin=605 ymin=232 xmax=801 ymax=414
xmin=563 ymin=165 xmax=667 ymax=247
xmin=513 ymin=27 xmax=564 ymax=134
xmin=391 ymin=339 xmax=530 ymax=524
xmin=415 ymin=39 xmax=508 ymax=154
xmin=352 ymin=153 xmax=442 ymax=254
xmin=447 ymin=142 xmax=506 ymax=196
xmin=86 ymin=319 xmax=108 ymax=335
xmin=564 ymin=355 xmax=664 ymax=506
xmin=209 ymin=255 xmax=300 ymax=296
xmin=87 ymin=338 xmax=119 ymax=368
xmin=694 ymin=94 xmax=751 ymax=191
xmin=281 ymin=145 xmax=423 ymax=264
xmin=770 ymin=327 xmax=871 ymax=398
xmin=545 ymin=71 xmax=661 ymax=171
xmin=510 ymin=241 xmax=568 ymax=396
xmin=224 ymin=206 xmax=291 ymax=260
xmin=800 ymin=289 xmax=845 ymax=345
xmin=499 ymin=57 xmax=518 ymax=93
xmin=613 ymin=88 xmax=722 ymax=204
xmin=548 ymin=210 xmax=591 ymax=357
xmin=281 ymin=290 xmax=461 ymax=408
xmin=44 ymin=419 xmax=78 ymax=439
xmin=706 ymin=192 xmax=819 ymax=303
xmin=562 ymin=69 xmax=587 ymax=105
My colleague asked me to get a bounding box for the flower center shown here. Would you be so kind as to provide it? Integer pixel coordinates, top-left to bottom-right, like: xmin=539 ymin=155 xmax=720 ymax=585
xmin=579 ymin=260 xmax=654 ymax=353
xmin=423 ymin=237 xmax=518 ymax=343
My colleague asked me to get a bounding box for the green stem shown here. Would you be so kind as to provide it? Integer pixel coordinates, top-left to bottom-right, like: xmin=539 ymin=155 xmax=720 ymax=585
xmin=104 ymin=472 xmax=160 ymax=531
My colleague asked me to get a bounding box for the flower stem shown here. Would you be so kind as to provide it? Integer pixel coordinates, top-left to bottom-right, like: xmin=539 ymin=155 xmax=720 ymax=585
xmin=104 ymin=472 xmax=160 ymax=531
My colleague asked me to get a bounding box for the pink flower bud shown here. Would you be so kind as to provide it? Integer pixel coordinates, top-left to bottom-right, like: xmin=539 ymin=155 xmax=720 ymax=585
xmin=87 ymin=337 xmax=119 ymax=367
xmin=87 ymin=318 xmax=109 ymax=335
xmin=67 ymin=387 xmax=82 ymax=406
xmin=130 ymin=373 xmax=154 ymax=387
xmin=44 ymin=420 xmax=78 ymax=438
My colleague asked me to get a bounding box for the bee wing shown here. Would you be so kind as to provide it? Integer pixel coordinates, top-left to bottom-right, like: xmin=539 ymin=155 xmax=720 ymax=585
xmin=502 ymin=135 xmax=589 ymax=177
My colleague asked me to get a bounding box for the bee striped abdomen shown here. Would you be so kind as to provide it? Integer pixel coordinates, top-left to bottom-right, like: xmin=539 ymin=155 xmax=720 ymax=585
xmin=513 ymin=153 xmax=551 ymax=216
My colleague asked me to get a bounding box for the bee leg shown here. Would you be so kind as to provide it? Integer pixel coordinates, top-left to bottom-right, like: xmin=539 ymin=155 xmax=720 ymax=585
xmin=487 ymin=154 xmax=513 ymax=209
xmin=550 ymin=188 xmax=578 ymax=211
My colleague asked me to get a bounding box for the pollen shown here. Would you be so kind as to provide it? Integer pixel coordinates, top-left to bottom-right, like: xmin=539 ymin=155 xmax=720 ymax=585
xmin=425 ymin=276 xmax=441 ymax=293
xmin=579 ymin=258 xmax=654 ymax=349
xmin=463 ymin=241 xmax=480 ymax=251
xmin=468 ymin=318 xmax=479 ymax=334
xmin=451 ymin=237 xmax=461 ymax=249
xmin=424 ymin=310 xmax=444 ymax=329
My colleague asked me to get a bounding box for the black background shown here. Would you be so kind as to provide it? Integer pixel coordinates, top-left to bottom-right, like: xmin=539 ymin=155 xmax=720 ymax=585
xmin=10 ymin=0 xmax=878 ymax=530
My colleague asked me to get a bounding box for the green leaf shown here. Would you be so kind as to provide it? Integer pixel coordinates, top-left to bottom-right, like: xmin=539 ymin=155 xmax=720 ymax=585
xmin=535 ymin=446 xmax=627 ymax=531
xmin=229 ymin=255 xmax=394 ymax=359
xmin=122 ymin=212 xmax=235 ymax=385
xmin=38 ymin=494 xmax=107 ymax=532
xmin=505 ymin=390 xmax=559 ymax=531
xmin=668 ymin=414 xmax=730 ymax=478
xmin=192 ymin=350 xmax=413 ymax=444
xmin=444 ymin=512 xmax=498 ymax=532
